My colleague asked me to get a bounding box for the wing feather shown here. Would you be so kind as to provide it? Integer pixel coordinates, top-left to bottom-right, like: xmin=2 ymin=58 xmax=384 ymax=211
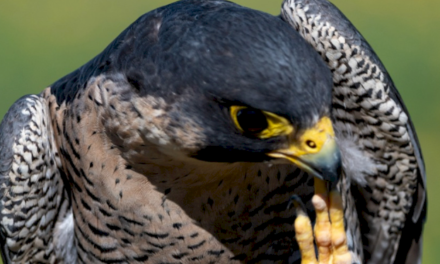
xmin=280 ymin=0 xmax=426 ymax=263
xmin=0 ymin=94 xmax=70 ymax=263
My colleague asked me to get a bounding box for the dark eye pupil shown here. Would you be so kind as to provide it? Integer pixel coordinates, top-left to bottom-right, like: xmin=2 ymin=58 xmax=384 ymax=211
xmin=236 ymin=108 xmax=268 ymax=133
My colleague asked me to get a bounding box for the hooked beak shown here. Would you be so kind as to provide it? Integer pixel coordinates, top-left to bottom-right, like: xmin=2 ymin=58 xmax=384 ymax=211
xmin=267 ymin=117 xmax=341 ymax=182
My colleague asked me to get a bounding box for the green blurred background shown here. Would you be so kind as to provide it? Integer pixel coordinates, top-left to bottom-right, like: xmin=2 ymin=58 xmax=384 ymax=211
xmin=0 ymin=0 xmax=438 ymax=263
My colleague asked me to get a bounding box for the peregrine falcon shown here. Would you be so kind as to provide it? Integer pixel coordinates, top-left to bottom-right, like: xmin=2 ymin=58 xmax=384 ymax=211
xmin=0 ymin=0 xmax=426 ymax=264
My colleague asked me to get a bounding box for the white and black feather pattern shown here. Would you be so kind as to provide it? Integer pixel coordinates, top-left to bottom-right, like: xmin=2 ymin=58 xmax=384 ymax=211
xmin=281 ymin=0 xmax=426 ymax=263
xmin=0 ymin=95 xmax=71 ymax=263
xmin=0 ymin=1 xmax=426 ymax=263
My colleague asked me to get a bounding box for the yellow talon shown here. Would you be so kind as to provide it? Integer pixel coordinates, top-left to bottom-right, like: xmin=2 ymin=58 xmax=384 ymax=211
xmin=294 ymin=212 xmax=318 ymax=264
xmin=293 ymin=179 xmax=352 ymax=264
xmin=329 ymin=191 xmax=351 ymax=264
xmin=313 ymin=179 xmax=332 ymax=264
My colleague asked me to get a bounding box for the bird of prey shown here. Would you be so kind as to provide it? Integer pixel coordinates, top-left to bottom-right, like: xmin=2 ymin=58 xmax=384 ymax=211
xmin=0 ymin=0 xmax=426 ymax=263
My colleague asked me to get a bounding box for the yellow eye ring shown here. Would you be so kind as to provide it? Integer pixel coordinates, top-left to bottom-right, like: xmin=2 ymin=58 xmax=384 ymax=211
xmin=230 ymin=106 xmax=294 ymax=139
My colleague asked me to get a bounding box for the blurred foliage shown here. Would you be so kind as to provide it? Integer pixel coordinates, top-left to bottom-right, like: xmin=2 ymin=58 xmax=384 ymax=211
xmin=0 ymin=1 xmax=438 ymax=263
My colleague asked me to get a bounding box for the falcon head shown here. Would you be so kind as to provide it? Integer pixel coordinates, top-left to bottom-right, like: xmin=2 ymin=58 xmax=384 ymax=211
xmin=99 ymin=1 xmax=340 ymax=182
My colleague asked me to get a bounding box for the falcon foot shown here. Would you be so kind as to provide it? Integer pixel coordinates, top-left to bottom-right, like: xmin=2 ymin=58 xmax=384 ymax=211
xmin=293 ymin=179 xmax=352 ymax=264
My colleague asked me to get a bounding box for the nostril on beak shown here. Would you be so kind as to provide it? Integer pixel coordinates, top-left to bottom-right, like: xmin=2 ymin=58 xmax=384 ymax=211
xmin=306 ymin=140 xmax=317 ymax=149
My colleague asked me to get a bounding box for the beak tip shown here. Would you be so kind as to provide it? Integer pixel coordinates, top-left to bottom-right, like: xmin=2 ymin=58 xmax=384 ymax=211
xmin=324 ymin=148 xmax=342 ymax=183
xmin=308 ymin=145 xmax=342 ymax=183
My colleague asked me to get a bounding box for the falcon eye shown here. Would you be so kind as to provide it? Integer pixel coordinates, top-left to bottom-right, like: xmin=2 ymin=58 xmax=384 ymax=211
xmin=230 ymin=106 xmax=294 ymax=139
xmin=236 ymin=108 xmax=268 ymax=133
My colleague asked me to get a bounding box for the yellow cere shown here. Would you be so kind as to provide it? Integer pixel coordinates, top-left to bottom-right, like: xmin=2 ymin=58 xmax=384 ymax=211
xmin=291 ymin=116 xmax=335 ymax=156
xmin=230 ymin=106 xmax=293 ymax=139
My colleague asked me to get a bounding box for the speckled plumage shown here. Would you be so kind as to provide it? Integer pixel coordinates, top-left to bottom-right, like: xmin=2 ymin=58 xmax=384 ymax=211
xmin=0 ymin=0 xmax=426 ymax=264
xmin=281 ymin=1 xmax=426 ymax=263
